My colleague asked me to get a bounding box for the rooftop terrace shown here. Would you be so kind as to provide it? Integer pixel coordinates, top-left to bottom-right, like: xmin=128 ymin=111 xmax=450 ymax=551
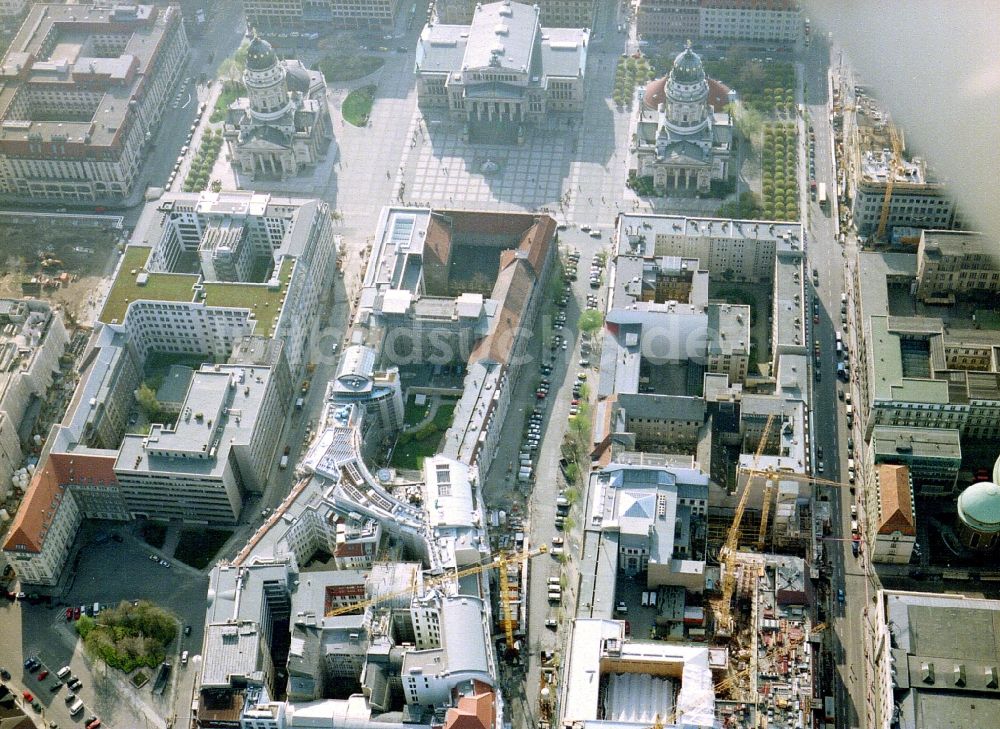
xmin=100 ymin=246 xmax=294 ymax=335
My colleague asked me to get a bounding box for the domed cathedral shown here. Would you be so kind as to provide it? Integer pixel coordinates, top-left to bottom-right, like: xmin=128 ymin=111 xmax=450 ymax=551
xmin=631 ymin=42 xmax=732 ymax=194
xmin=222 ymin=35 xmax=333 ymax=180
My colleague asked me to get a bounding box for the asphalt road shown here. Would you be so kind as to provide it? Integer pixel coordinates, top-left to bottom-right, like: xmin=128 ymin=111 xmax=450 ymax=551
xmin=801 ymin=37 xmax=869 ymax=729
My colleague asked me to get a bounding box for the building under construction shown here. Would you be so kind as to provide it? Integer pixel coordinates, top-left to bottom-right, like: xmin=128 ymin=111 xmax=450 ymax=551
xmin=844 ymin=90 xmax=959 ymax=238
xmin=715 ymin=552 xmax=821 ymax=729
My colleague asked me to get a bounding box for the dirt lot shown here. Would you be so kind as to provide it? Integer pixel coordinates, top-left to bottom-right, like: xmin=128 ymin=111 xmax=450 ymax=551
xmin=0 ymin=215 xmax=123 ymax=326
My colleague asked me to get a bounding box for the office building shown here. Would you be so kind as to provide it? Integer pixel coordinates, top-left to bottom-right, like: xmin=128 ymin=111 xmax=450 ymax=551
xmin=359 ymin=206 xmax=555 ymax=484
xmin=100 ymin=191 xmax=338 ymax=375
xmin=0 ymin=0 xmax=27 ymax=28
xmin=849 ymin=98 xmax=958 ymax=238
xmin=415 ymin=1 xmax=588 ymax=141
xmin=0 ymin=4 xmax=189 ymax=202
xmin=853 ymin=251 xmax=1000 ymax=443
xmin=436 ymin=0 xmax=597 ymax=27
xmin=3 ymin=190 xmax=338 ymax=588
xmin=243 ymin=0 xmax=403 ymax=30
xmin=864 ymin=590 xmax=1000 ymax=729
xmin=223 ymin=37 xmax=332 ymax=180
xmin=115 ymin=364 xmax=286 ymax=523
xmin=916 ymin=230 xmax=999 ymax=303
xmin=870 ymin=426 xmax=961 ymax=497
xmin=0 ymin=300 xmax=69 ymax=499
xmin=616 ymin=214 xmax=801 ymax=284
xmin=633 ymin=43 xmax=732 ymax=193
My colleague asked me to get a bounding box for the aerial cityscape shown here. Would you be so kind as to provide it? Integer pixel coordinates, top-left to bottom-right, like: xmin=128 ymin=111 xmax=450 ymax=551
xmin=0 ymin=2 xmax=997 ymax=729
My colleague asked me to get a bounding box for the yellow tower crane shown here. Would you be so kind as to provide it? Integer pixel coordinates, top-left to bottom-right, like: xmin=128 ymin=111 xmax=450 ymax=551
xmin=875 ymin=120 xmax=904 ymax=241
xmin=714 ymin=412 xmax=777 ymax=638
xmin=325 ymin=545 xmax=548 ymax=653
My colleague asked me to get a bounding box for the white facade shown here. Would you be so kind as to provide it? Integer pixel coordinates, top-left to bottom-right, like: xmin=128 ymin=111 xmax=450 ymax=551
xmin=699 ymin=3 xmax=802 ymax=43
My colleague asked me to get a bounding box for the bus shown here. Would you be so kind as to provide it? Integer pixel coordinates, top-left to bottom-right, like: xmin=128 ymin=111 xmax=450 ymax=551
xmin=817 ymin=182 xmax=828 ymax=211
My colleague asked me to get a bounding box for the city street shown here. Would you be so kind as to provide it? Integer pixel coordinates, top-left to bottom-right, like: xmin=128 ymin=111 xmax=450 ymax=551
xmin=801 ymin=36 xmax=868 ymax=729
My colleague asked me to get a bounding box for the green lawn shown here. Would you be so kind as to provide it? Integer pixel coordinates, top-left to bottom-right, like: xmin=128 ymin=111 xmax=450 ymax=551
xmin=173 ymin=528 xmax=232 ymax=570
xmin=342 ymin=85 xmax=376 ymax=127
xmin=316 ymin=55 xmax=384 ymax=83
xmin=390 ymin=400 xmax=457 ymax=471
xmin=975 ymin=310 xmax=1000 ymax=330
xmin=210 ymin=83 xmax=244 ymax=123
xmin=390 ymin=434 xmax=441 ymax=471
xmin=404 ymin=395 xmax=430 ymax=427
xmin=99 ymin=247 xmax=198 ymax=324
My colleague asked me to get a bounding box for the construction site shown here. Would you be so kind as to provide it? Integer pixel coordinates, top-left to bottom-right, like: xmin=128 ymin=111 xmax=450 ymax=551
xmin=833 ymin=82 xmax=957 ymax=241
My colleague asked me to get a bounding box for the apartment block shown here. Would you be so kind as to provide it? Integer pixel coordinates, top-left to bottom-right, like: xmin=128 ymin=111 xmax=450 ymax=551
xmin=699 ymin=0 xmax=802 ymax=44
xmin=916 ymin=230 xmax=999 ymax=303
xmin=637 ymin=0 xmax=700 ymax=38
xmin=243 ymin=0 xmax=402 ymax=30
xmin=1 ymin=460 xmax=81 ymax=586
xmin=0 ymin=4 xmax=190 ymax=202
xmin=436 ymin=0 xmax=596 ymax=27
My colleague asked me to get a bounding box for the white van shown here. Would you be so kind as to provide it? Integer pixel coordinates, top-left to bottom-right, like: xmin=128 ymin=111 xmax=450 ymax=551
xmin=69 ymin=698 xmax=85 ymax=715
xmin=641 ymin=591 xmax=650 ymax=607
xmin=57 ymin=666 xmax=72 ymax=680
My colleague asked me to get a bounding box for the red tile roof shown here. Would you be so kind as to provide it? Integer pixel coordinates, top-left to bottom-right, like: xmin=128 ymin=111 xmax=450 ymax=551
xmin=2 ymin=450 xmax=118 ymax=554
xmin=444 ymin=684 xmax=495 ymax=729
xmin=878 ymin=464 xmax=916 ymax=536
xmin=2 ymin=462 xmax=67 ymax=554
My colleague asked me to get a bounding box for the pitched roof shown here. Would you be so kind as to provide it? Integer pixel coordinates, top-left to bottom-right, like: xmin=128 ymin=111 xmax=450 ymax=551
xmin=444 ymin=684 xmax=495 ymax=729
xmin=2 ymin=461 xmax=68 ymax=554
xmin=471 ymin=258 xmax=535 ymax=365
xmin=518 ymin=215 xmax=555 ymax=278
xmin=877 ymin=464 xmax=916 ymax=536
xmin=424 ymin=213 xmax=454 ymax=269
xmin=49 ymin=451 xmax=118 ymax=488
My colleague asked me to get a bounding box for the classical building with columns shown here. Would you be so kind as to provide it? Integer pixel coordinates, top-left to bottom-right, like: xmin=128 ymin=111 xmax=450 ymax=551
xmin=631 ymin=42 xmax=732 ymax=194
xmin=415 ymin=0 xmax=588 ymax=143
xmin=223 ymin=36 xmax=332 ymax=180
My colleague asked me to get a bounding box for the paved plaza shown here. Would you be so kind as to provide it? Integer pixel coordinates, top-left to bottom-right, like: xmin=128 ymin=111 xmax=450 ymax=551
xmin=398 ymin=112 xmax=576 ymax=213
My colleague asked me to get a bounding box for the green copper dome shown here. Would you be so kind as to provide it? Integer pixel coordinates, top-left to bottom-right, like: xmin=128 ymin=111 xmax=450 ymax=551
xmin=246 ymin=35 xmax=278 ymax=72
xmin=958 ymin=481 xmax=1000 ymax=533
xmin=670 ymin=42 xmax=705 ymax=85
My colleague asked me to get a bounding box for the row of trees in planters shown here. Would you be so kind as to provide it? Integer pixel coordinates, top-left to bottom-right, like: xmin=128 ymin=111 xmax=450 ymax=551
xmin=761 ymin=122 xmax=799 ymax=221
xmin=183 ymin=128 xmax=224 ymax=193
xmin=613 ymin=55 xmax=655 ymax=109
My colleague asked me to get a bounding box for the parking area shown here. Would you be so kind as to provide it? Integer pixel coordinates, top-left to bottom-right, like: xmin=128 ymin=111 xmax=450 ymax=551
xmin=0 ymin=520 xmax=209 ymax=729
